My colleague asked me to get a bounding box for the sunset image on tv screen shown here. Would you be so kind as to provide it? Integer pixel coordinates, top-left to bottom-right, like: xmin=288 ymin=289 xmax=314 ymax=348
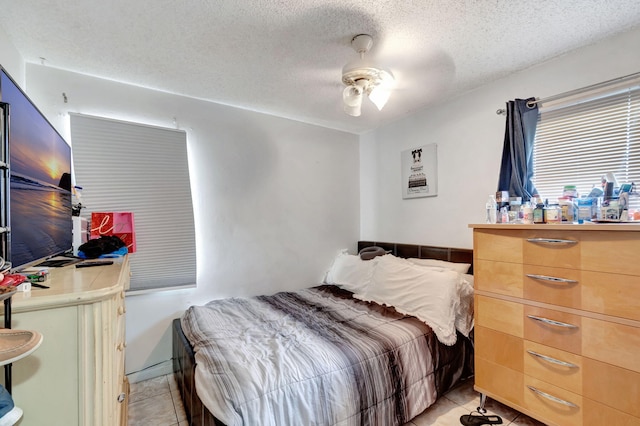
xmin=1 ymin=69 xmax=72 ymax=269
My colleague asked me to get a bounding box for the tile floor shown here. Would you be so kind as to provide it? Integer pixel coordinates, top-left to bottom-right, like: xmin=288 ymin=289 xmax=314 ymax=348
xmin=128 ymin=374 xmax=546 ymax=426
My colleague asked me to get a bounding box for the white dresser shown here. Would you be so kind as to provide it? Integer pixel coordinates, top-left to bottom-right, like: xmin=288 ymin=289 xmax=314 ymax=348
xmin=470 ymin=224 xmax=640 ymax=426
xmin=2 ymin=257 xmax=130 ymax=426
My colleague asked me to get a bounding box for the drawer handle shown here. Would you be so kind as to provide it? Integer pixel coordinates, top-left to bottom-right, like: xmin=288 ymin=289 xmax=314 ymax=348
xmin=526 ymin=350 xmax=578 ymax=368
xmin=526 ymin=274 xmax=577 ymax=284
xmin=526 ymin=238 xmax=578 ymax=245
xmin=527 ymin=314 xmax=578 ymax=329
xmin=527 ymin=385 xmax=578 ymax=408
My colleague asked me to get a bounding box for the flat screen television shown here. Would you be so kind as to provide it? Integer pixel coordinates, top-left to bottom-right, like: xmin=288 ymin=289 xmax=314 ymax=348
xmin=0 ymin=66 xmax=73 ymax=271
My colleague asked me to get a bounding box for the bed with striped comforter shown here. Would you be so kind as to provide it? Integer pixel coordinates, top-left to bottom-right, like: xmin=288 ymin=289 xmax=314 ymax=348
xmin=180 ymin=285 xmax=472 ymax=426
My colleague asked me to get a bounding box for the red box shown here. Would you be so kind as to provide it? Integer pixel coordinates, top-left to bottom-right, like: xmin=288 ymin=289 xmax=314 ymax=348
xmin=90 ymin=212 xmax=136 ymax=253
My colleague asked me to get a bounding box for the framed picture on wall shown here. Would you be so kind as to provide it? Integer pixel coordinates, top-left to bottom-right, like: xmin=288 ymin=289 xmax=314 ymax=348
xmin=401 ymin=143 xmax=437 ymax=199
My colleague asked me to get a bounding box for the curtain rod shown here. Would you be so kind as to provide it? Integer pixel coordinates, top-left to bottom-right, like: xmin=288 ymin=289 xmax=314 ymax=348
xmin=496 ymin=70 xmax=640 ymax=115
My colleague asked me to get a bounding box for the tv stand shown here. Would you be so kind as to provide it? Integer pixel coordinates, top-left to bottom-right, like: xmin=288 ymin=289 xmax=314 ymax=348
xmin=2 ymin=256 xmax=130 ymax=425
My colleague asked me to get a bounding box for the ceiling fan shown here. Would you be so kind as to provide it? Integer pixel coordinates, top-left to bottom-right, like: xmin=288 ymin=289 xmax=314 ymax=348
xmin=341 ymin=34 xmax=395 ymax=117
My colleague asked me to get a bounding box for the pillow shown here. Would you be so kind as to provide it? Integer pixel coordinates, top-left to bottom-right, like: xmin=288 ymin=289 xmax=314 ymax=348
xmin=358 ymin=246 xmax=388 ymax=260
xmin=407 ymin=257 xmax=471 ymax=274
xmin=355 ymin=254 xmax=461 ymax=345
xmin=455 ymin=274 xmax=475 ymax=338
xmin=324 ymin=250 xmax=377 ymax=294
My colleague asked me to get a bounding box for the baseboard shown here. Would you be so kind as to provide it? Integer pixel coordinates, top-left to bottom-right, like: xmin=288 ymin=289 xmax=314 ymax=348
xmin=126 ymin=359 xmax=174 ymax=384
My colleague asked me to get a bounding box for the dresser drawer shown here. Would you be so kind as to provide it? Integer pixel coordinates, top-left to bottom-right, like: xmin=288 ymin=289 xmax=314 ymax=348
xmin=524 ymin=340 xmax=582 ymax=395
xmin=475 ymin=326 xmax=523 ymax=372
xmin=476 ymin=295 xmax=523 ymax=337
xmin=524 ymin=376 xmax=582 ymax=426
xmin=476 ymin=260 xmax=523 ymax=297
xmin=474 ymin=229 xmax=524 ymax=263
xmin=524 ymin=305 xmax=582 ymax=354
xmin=583 ymin=358 xmax=640 ymax=419
xmin=475 ymin=357 xmax=524 ymax=408
xmin=522 ymin=231 xmax=581 ymax=269
xmin=583 ymin=401 xmax=640 ymax=426
xmin=582 ymin=317 xmax=640 ymax=373
xmin=523 ymin=265 xmax=581 ymax=309
xmin=581 ymin=271 xmax=640 ymax=322
xmin=580 ymin=231 xmax=640 ymax=275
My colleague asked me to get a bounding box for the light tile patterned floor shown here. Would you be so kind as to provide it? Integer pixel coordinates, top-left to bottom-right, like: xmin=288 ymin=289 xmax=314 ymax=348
xmin=128 ymin=374 xmax=547 ymax=426
xmin=128 ymin=374 xmax=187 ymax=426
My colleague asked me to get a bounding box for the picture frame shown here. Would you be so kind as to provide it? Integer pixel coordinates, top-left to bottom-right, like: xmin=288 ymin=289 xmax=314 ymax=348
xmin=401 ymin=143 xmax=437 ymax=199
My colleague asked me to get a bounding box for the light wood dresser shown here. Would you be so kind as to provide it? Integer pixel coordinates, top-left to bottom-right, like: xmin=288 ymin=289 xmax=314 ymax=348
xmin=1 ymin=257 xmax=130 ymax=426
xmin=470 ymin=224 xmax=640 ymax=426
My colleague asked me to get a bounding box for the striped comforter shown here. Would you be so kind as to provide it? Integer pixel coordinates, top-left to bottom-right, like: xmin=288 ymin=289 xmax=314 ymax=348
xmin=181 ymin=285 xmax=471 ymax=426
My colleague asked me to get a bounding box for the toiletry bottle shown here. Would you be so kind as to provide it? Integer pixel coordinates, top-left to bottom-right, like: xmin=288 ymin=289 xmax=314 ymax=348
xmin=533 ymin=203 xmax=545 ymax=224
xmin=486 ymin=195 xmax=497 ymax=224
xmin=522 ymin=202 xmax=533 ymax=224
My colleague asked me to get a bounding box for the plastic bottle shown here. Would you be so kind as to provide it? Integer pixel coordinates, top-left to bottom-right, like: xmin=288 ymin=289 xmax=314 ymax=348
xmin=522 ymin=202 xmax=534 ymax=224
xmin=486 ymin=195 xmax=497 ymax=224
xmin=558 ymin=196 xmax=575 ymax=222
xmin=500 ymin=207 xmax=509 ymax=223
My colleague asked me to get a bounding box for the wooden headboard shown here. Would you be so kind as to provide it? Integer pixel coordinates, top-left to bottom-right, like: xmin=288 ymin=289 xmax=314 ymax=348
xmin=357 ymin=241 xmax=474 ymax=275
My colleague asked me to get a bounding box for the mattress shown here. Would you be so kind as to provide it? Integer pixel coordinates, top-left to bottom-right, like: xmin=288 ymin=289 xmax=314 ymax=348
xmin=177 ymin=285 xmax=473 ymax=426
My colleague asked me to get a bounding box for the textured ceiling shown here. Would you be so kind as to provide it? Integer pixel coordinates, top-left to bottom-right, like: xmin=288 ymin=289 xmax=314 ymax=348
xmin=1 ymin=1 xmax=640 ymax=134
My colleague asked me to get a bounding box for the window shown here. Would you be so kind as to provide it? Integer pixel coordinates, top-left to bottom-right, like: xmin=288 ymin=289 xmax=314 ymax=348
xmin=70 ymin=114 xmax=196 ymax=292
xmin=532 ymin=77 xmax=640 ymax=212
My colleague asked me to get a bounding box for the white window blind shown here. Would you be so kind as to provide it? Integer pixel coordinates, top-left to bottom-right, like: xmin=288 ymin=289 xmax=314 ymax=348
xmin=532 ymin=81 xmax=640 ymax=211
xmin=70 ymin=113 xmax=196 ymax=292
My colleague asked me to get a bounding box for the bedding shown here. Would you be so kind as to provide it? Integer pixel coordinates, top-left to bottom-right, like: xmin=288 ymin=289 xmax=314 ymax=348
xmin=323 ymin=250 xmax=376 ymax=293
xmin=325 ymin=253 xmax=474 ymax=341
xmin=353 ymin=254 xmax=470 ymax=344
xmin=406 ymin=257 xmax=471 ymax=274
xmin=180 ymin=284 xmax=473 ymax=426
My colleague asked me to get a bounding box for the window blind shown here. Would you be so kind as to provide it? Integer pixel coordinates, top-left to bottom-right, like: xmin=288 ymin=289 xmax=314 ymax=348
xmin=70 ymin=113 xmax=196 ymax=292
xmin=532 ymin=83 xmax=640 ymax=211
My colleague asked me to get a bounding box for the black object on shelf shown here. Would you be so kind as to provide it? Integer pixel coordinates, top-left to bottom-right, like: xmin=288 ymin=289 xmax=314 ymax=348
xmin=1 ymin=289 xmax=16 ymax=394
xmin=75 ymin=260 xmax=114 ymax=268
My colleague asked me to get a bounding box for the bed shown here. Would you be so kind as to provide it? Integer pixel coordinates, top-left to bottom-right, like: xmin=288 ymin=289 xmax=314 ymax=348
xmin=173 ymin=241 xmax=475 ymax=426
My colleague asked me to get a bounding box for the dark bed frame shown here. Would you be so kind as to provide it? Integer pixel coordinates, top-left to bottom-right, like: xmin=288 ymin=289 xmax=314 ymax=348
xmin=173 ymin=241 xmax=474 ymax=426
xmin=357 ymin=241 xmax=473 ymax=274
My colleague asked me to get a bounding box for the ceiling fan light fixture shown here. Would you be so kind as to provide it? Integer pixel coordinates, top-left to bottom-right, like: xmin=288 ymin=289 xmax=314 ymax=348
xmin=343 ymin=98 xmax=362 ymax=117
xmin=341 ymin=34 xmax=394 ymax=116
xmin=343 ymin=82 xmax=364 ymax=116
xmin=368 ymin=84 xmax=391 ymax=110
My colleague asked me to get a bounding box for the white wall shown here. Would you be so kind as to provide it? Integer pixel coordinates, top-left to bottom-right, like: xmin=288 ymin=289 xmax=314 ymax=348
xmin=361 ymin=26 xmax=640 ymax=249
xmin=0 ymin=24 xmax=24 ymax=86
xmin=23 ymin=65 xmax=360 ymax=381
